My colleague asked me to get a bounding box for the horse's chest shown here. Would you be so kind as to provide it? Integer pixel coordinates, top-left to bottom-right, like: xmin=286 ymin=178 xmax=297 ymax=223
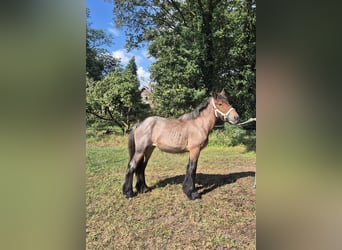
xmin=200 ymin=139 xmax=209 ymax=149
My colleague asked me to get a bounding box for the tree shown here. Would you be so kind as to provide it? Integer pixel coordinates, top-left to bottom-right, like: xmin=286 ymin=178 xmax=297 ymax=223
xmin=214 ymin=0 xmax=256 ymax=119
xmin=151 ymin=84 xmax=205 ymax=118
xmin=112 ymin=0 xmax=255 ymax=119
xmin=86 ymin=59 xmax=149 ymax=134
xmin=125 ymin=56 xmax=138 ymax=77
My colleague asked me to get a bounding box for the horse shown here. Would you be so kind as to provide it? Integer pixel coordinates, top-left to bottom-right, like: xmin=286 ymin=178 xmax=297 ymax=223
xmin=122 ymin=90 xmax=239 ymax=200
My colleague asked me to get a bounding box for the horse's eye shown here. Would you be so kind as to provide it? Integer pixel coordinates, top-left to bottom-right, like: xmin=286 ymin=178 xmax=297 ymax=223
xmin=218 ymin=102 xmax=223 ymax=106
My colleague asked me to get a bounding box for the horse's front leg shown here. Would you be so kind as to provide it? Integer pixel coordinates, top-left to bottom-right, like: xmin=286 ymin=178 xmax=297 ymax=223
xmin=183 ymin=148 xmax=201 ymax=200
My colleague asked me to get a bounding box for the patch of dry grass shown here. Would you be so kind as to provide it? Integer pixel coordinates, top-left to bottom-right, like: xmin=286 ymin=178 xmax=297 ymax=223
xmin=86 ymin=134 xmax=256 ymax=249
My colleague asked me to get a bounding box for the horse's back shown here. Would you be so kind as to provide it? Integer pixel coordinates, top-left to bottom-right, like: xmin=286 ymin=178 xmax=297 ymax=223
xmin=136 ymin=116 xmax=180 ymax=137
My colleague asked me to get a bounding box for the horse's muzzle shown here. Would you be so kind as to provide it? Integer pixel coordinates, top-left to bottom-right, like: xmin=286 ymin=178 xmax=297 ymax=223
xmin=228 ymin=115 xmax=239 ymax=125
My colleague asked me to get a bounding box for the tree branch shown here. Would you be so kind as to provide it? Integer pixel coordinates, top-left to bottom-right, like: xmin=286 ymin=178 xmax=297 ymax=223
xmin=86 ymin=109 xmax=112 ymax=121
xmin=105 ymin=106 xmax=128 ymax=129
xmin=168 ymin=0 xmax=188 ymax=26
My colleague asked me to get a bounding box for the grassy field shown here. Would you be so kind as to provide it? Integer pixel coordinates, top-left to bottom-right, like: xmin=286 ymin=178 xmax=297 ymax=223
xmin=86 ymin=132 xmax=256 ymax=249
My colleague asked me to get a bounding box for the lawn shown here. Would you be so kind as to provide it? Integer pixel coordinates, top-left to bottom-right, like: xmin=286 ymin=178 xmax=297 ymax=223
xmin=86 ymin=133 xmax=256 ymax=249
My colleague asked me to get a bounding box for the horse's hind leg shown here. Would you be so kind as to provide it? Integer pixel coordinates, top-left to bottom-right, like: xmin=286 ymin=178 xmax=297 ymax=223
xmin=122 ymin=151 xmax=144 ymax=198
xmin=135 ymin=146 xmax=155 ymax=193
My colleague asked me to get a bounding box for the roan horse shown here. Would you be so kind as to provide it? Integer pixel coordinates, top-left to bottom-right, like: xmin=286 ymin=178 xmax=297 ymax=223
xmin=122 ymin=90 xmax=239 ymax=200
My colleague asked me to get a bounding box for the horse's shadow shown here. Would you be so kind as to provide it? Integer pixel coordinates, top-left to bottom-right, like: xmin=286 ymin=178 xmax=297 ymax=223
xmin=151 ymin=171 xmax=255 ymax=196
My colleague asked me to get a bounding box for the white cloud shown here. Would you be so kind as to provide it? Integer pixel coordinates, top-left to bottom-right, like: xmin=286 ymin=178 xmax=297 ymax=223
xmin=112 ymin=50 xmax=130 ymax=65
xmin=107 ymin=22 xmax=120 ymax=36
xmin=112 ymin=50 xmax=143 ymax=65
xmin=111 ymin=49 xmax=151 ymax=87
xmin=142 ymin=49 xmax=155 ymax=61
xmin=135 ymin=55 xmax=144 ymax=65
xmin=108 ymin=27 xmax=120 ymax=36
xmin=137 ymin=66 xmax=150 ymax=87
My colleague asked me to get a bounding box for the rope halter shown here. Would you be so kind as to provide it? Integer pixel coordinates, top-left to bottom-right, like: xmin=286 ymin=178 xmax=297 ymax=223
xmin=211 ymin=98 xmax=235 ymax=120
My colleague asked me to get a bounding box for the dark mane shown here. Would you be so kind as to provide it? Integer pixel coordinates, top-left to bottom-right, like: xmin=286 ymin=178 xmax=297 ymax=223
xmin=178 ymin=99 xmax=210 ymax=121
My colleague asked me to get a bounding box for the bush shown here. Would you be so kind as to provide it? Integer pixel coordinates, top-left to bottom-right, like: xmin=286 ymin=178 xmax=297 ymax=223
xmin=209 ymin=123 xmax=256 ymax=151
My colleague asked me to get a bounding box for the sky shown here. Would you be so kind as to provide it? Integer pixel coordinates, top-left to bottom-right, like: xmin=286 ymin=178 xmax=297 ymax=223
xmin=86 ymin=0 xmax=154 ymax=87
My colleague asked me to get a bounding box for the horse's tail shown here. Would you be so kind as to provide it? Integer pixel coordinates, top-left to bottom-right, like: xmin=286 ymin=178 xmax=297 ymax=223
xmin=128 ymin=124 xmax=138 ymax=161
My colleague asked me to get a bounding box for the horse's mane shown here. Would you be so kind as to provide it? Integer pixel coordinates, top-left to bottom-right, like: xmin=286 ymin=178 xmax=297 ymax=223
xmin=178 ymin=99 xmax=210 ymax=121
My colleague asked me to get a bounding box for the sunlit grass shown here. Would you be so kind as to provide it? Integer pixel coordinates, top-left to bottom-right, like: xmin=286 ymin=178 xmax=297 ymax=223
xmin=86 ymin=132 xmax=256 ymax=249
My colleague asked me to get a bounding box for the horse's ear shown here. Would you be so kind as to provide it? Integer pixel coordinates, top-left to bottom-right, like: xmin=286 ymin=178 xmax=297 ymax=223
xmin=220 ymin=89 xmax=226 ymax=96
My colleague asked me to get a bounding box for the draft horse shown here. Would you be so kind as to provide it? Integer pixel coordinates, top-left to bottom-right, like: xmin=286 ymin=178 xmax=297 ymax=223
xmin=122 ymin=90 xmax=239 ymax=200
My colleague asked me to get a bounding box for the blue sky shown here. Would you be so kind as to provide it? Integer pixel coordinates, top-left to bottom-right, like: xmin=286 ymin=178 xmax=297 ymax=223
xmin=86 ymin=0 xmax=154 ymax=87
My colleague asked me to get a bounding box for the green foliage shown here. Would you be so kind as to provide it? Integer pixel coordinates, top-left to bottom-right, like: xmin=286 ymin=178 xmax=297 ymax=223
xmin=151 ymin=83 xmax=206 ymax=117
xmin=148 ymin=29 xmax=206 ymax=117
xmin=86 ymin=8 xmax=120 ymax=80
xmin=149 ymin=29 xmax=203 ymax=89
xmin=86 ymin=63 xmax=149 ymax=134
xmin=86 ymin=46 xmax=104 ymax=81
xmin=112 ymin=0 xmax=256 ymax=120
xmin=216 ymin=0 xmax=256 ymax=120
xmin=209 ymin=123 xmax=256 ymax=152
xmin=125 ymin=56 xmax=138 ymax=77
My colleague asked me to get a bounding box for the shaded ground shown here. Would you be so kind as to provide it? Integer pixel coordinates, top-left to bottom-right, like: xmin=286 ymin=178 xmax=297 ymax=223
xmin=153 ymin=171 xmax=255 ymax=196
xmin=86 ymin=136 xmax=256 ymax=249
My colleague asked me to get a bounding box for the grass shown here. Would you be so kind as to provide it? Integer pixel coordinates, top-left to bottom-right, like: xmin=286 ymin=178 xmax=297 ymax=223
xmin=86 ymin=131 xmax=256 ymax=249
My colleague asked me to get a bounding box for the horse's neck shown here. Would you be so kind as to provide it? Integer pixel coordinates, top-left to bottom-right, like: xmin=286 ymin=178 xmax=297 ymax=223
xmin=195 ymin=103 xmax=217 ymax=133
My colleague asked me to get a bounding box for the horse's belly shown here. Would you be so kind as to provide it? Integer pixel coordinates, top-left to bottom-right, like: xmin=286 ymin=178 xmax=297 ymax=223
xmin=160 ymin=147 xmax=188 ymax=154
xmin=153 ymin=141 xmax=188 ymax=154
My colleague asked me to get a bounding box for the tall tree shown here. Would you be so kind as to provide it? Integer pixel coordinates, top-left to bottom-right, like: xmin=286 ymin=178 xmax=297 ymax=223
xmin=125 ymin=56 xmax=138 ymax=77
xmin=220 ymin=0 xmax=256 ymax=119
xmin=112 ymin=0 xmax=255 ymax=119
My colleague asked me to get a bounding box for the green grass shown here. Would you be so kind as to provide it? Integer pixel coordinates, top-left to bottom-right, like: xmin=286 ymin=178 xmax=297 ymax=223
xmin=86 ymin=132 xmax=256 ymax=249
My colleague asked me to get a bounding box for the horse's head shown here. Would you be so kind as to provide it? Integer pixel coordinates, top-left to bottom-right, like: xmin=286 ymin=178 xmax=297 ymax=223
xmin=212 ymin=90 xmax=239 ymax=124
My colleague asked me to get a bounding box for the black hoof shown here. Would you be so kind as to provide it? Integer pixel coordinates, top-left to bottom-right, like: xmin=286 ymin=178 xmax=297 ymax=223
xmin=123 ymin=184 xmax=135 ymax=198
xmin=140 ymin=186 xmax=152 ymax=193
xmin=123 ymin=190 xmax=135 ymax=198
xmin=136 ymin=183 xmax=152 ymax=194
xmin=187 ymin=192 xmax=201 ymax=200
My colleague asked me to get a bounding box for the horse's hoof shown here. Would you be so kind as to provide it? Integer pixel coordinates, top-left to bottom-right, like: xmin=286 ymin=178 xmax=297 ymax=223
xmin=123 ymin=188 xmax=135 ymax=198
xmin=189 ymin=192 xmax=201 ymax=200
xmin=141 ymin=186 xmax=152 ymax=193
xmin=136 ymin=184 xmax=152 ymax=193
xmin=124 ymin=191 xmax=135 ymax=198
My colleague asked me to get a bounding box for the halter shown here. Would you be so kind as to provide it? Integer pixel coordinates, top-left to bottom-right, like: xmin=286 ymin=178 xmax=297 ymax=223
xmin=211 ymin=98 xmax=235 ymax=120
